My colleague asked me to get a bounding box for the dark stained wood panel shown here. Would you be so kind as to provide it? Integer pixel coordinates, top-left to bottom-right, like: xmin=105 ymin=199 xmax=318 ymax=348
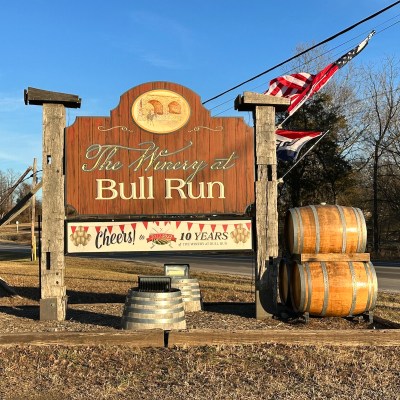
xmin=65 ymin=82 xmax=255 ymax=217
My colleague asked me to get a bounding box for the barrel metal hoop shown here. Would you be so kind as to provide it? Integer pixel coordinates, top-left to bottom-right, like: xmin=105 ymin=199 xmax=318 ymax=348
xmin=355 ymin=208 xmax=367 ymax=252
xmin=335 ymin=205 xmax=347 ymax=253
xmin=124 ymin=306 xmax=185 ymax=315
xmin=290 ymin=208 xmax=302 ymax=253
xmin=368 ymin=261 xmax=378 ymax=309
xmin=182 ymin=296 xmax=201 ymax=302
xmin=309 ymin=205 xmax=320 ymax=253
xmin=321 ymin=261 xmax=329 ymax=316
xmin=122 ymin=315 xmax=186 ymax=324
xmin=298 ymin=263 xmax=306 ymax=312
xmin=127 ymin=298 xmax=183 ymax=306
xmin=130 ymin=289 xmax=182 ymax=299
xmin=304 ymin=262 xmax=313 ymax=312
xmin=295 ymin=207 xmax=304 ymax=254
xmin=362 ymin=261 xmax=372 ymax=310
xmin=179 ymin=290 xmax=201 ymax=295
xmin=353 ymin=207 xmax=362 ymax=253
xmin=348 ymin=261 xmax=357 ymax=316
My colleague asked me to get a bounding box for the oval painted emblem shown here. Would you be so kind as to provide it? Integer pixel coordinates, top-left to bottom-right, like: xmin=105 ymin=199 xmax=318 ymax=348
xmin=131 ymin=89 xmax=191 ymax=134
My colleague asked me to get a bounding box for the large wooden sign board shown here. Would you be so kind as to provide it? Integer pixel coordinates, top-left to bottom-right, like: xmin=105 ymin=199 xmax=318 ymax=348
xmin=65 ymin=82 xmax=255 ymax=219
xmin=25 ymin=84 xmax=288 ymax=321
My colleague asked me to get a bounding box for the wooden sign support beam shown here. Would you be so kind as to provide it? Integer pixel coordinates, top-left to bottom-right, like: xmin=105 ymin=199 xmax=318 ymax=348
xmin=25 ymin=87 xmax=81 ymax=321
xmin=24 ymin=87 xmax=81 ymax=108
xmin=40 ymin=104 xmax=67 ymax=320
xmin=235 ymin=92 xmax=290 ymax=319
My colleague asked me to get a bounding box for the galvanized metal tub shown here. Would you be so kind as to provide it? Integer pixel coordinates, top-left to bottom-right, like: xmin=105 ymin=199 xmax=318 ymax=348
xmin=171 ymin=278 xmax=202 ymax=312
xmin=121 ymin=288 xmax=186 ymax=330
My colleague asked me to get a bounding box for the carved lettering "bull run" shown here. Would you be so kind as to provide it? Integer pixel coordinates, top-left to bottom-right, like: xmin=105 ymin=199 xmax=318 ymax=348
xmin=95 ymin=177 xmax=225 ymax=200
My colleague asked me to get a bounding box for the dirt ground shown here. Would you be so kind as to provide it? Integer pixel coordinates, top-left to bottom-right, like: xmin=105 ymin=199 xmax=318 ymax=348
xmin=0 ymin=239 xmax=399 ymax=399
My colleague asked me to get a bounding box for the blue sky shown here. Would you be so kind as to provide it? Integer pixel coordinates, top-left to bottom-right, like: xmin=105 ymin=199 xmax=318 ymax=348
xmin=1 ymin=1 xmax=399 ymax=173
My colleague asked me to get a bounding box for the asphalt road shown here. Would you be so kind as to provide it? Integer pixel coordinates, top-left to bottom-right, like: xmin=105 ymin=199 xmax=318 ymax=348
xmin=1 ymin=242 xmax=399 ymax=292
xmin=127 ymin=253 xmax=400 ymax=293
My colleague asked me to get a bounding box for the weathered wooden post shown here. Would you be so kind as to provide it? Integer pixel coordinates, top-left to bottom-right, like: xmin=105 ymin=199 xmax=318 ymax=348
xmin=25 ymin=87 xmax=81 ymax=320
xmin=235 ymin=92 xmax=289 ymax=319
xmin=31 ymin=157 xmax=37 ymax=261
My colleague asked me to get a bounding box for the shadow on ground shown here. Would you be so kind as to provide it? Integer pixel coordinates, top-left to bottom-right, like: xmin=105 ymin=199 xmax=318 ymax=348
xmin=0 ymin=285 xmax=126 ymax=304
xmin=0 ymin=305 xmax=122 ymax=328
xmin=203 ymin=302 xmax=255 ymax=318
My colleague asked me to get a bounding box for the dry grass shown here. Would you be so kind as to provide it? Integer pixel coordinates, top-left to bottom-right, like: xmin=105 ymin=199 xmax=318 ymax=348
xmin=375 ymin=292 xmax=400 ymax=324
xmin=0 ymin=237 xmax=399 ymax=399
xmin=0 ymin=222 xmax=32 ymax=244
xmin=0 ymin=344 xmax=398 ymax=399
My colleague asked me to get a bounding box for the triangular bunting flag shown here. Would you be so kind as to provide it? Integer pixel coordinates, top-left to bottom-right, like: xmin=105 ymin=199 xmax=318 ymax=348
xmin=211 ymin=224 xmax=216 ymax=232
xmin=199 ymin=224 xmax=205 ymax=232
xmin=176 ymin=221 xmax=181 ymax=229
xmin=246 ymin=223 xmax=251 ymax=231
xmin=143 ymin=221 xmax=148 ymax=230
xmin=70 ymin=226 xmax=77 ymax=234
xmin=188 ymin=222 xmax=193 ymax=231
xmin=107 ymin=226 xmax=113 ymax=233
xmin=119 ymin=225 xmax=125 ymax=232
xmin=95 ymin=226 xmax=101 ymax=233
xmin=84 ymin=226 xmax=89 ymax=232
xmin=131 ymin=223 xmax=137 ymax=230
xmin=222 ymin=224 xmax=228 ymax=232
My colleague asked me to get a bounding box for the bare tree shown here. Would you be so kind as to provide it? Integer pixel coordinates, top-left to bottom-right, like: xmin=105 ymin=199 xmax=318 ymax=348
xmin=0 ymin=169 xmax=19 ymax=218
xmin=355 ymin=57 xmax=400 ymax=255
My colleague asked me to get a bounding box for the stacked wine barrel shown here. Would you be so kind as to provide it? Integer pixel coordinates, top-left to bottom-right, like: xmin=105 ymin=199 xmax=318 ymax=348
xmin=279 ymin=204 xmax=378 ymax=318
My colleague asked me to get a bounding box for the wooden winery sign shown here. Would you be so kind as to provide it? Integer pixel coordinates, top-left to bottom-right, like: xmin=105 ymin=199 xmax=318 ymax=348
xmin=65 ymin=82 xmax=255 ymax=218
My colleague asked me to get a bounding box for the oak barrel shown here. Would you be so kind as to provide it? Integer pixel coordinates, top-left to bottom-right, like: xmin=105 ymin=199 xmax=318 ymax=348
xmin=284 ymin=205 xmax=367 ymax=254
xmin=289 ymin=260 xmax=378 ymax=317
xmin=121 ymin=288 xmax=186 ymax=330
xmin=171 ymin=278 xmax=202 ymax=312
xmin=278 ymin=259 xmax=292 ymax=306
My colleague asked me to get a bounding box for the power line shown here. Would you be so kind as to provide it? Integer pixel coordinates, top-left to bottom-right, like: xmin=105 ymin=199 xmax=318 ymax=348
xmin=209 ymin=20 xmax=400 ymax=117
xmin=202 ymin=0 xmax=400 ymax=105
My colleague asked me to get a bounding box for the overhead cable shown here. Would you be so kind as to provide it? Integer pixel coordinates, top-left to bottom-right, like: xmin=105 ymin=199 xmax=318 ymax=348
xmin=202 ymin=0 xmax=400 ymax=105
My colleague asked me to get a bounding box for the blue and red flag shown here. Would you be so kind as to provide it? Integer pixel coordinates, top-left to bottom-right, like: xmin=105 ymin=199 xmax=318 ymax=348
xmin=276 ymin=130 xmax=322 ymax=161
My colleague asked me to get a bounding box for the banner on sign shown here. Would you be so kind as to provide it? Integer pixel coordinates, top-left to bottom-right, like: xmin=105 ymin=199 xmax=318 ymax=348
xmin=66 ymin=220 xmax=253 ymax=253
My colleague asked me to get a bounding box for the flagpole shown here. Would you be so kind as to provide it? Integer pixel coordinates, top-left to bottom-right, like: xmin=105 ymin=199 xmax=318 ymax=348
xmin=279 ymin=130 xmax=330 ymax=181
xmin=277 ymin=114 xmax=292 ymax=129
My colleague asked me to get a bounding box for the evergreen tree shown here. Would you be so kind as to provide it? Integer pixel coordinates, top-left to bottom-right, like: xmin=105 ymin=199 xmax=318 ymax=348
xmin=277 ymin=93 xmax=352 ymax=212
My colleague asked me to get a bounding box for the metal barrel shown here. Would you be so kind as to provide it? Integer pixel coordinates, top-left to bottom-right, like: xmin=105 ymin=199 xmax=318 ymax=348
xmin=121 ymin=288 xmax=186 ymax=330
xmin=171 ymin=278 xmax=202 ymax=312
xmin=278 ymin=258 xmax=292 ymax=307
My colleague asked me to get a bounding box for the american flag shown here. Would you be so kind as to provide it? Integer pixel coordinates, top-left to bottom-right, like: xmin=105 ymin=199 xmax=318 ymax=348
xmin=276 ymin=129 xmax=322 ymax=161
xmin=265 ymin=31 xmax=375 ymax=116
